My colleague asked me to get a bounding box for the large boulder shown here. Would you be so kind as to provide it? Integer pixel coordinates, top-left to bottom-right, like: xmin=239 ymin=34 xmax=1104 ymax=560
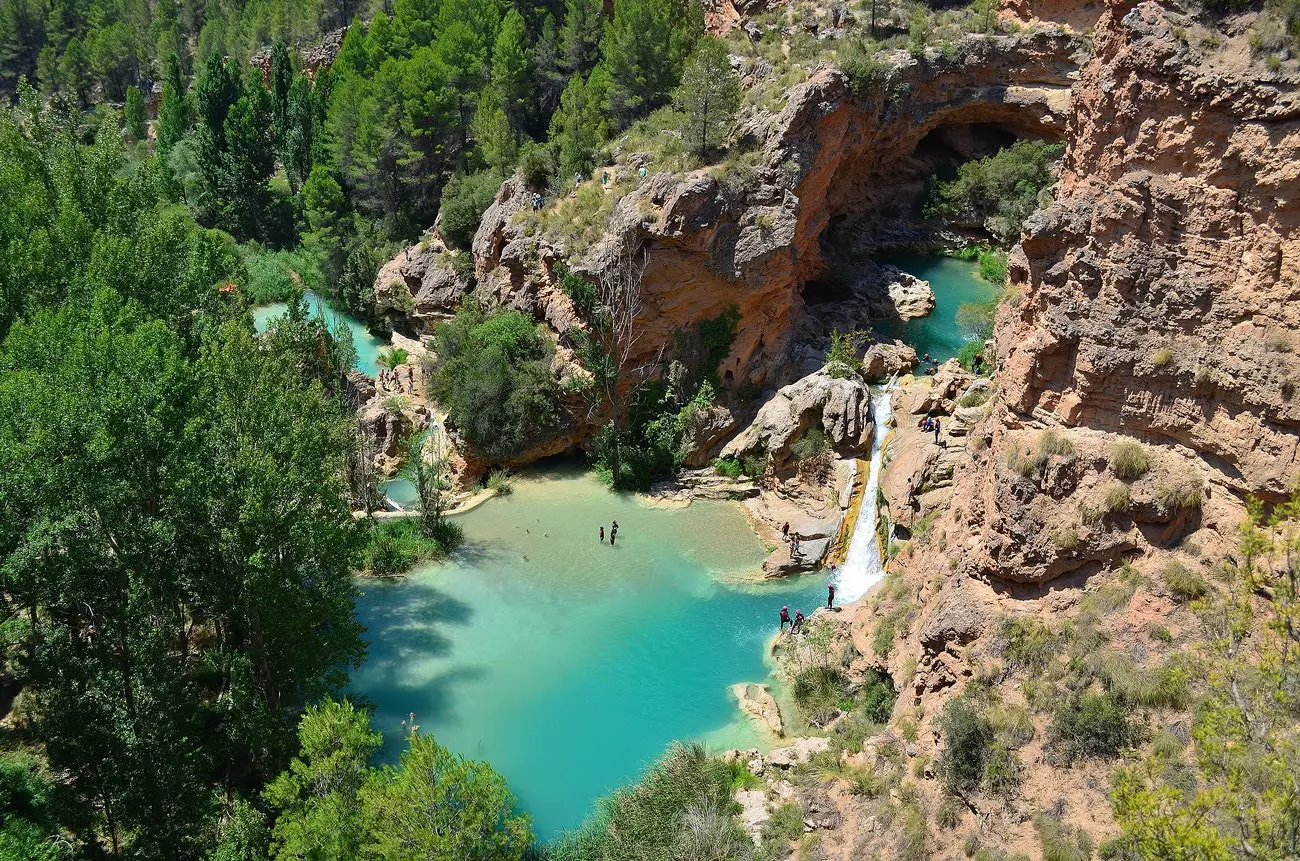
xmin=680 ymin=403 xmax=740 ymax=468
xmin=721 ymin=369 xmax=873 ymax=471
xmin=862 ymin=340 xmax=919 ymax=382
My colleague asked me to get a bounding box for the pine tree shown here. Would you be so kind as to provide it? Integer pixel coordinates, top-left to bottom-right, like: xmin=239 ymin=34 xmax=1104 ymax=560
xmin=156 ymin=52 xmax=189 ymax=167
xmin=490 ymin=8 xmax=530 ymax=136
xmin=549 ymin=70 xmax=606 ymax=180
xmin=281 ymin=74 xmax=314 ymax=192
xmin=123 ymin=83 xmax=146 ymax=141
xmin=559 ymin=0 xmax=604 ymax=77
xmin=472 ymin=87 xmax=516 ymax=174
xmin=600 ymin=0 xmax=699 ymax=129
xmin=269 ymin=40 xmax=293 ymax=146
xmin=530 ymin=12 xmax=565 ymax=130
xmin=675 ymin=36 xmax=739 ymax=158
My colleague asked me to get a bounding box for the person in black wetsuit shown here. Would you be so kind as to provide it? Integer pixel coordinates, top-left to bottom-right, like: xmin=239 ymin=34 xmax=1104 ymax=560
xmin=780 ymin=605 xmax=791 ymax=631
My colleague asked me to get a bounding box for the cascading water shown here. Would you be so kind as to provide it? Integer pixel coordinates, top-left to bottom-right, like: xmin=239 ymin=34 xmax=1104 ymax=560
xmin=834 ymin=385 xmax=895 ymax=603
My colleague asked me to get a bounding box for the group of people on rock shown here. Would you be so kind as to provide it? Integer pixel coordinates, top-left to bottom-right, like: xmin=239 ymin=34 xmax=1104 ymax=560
xmin=379 ymin=365 xmax=416 ymax=394
xmin=780 ymin=521 xmax=804 ymax=557
xmin=919 ymin=415 xmax=942 ymax=444
xmin=597 ymin=520 xmax=620 ymax=546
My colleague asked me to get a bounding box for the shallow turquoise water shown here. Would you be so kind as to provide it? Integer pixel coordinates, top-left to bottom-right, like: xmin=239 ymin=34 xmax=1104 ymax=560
xmin=352 ymin=465 xmax=823 ymax=839
xmin=873 ymin=253 xmax=997 ymax=362
xmin=251 ymin=290 xmax=388 ymax=378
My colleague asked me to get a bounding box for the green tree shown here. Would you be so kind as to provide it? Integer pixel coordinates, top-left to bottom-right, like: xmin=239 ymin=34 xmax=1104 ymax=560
xmin=124 ymin=82 xmax=146 ymax=141
xmin=215 ymin=79 xmax=277 ymax=238
xmin=360 ymin=733 xmax=533 ymax=860
xmin=490 ymin=7 xmax=530 ymax=135
xmin=266 ymin=699 xmax=380 ymax=860
xmin=600 ymin=0 xmax=699 ymax=128
xmin=1111 ymin=491 xmax=1300 ymax=860
xmin=282 ymin=73 xmax=315 ymax=191
xmin=549 ymin=70 xmax=606 ymax=180
xmin=675 ymin=35 xmax=739 ymax=158
xmin=430 ymin=303 xmax=560 ymax=461
xmin=157 ymin=52 xmax=191 ymax=161
xmin=472 ymin=89 xmax=517 ymax=174
xmin=559 ymin=0 xmax=605 ymax=77
xmin=301 ymin=164 xmax=349 ymax=280
xmin=269 ymin=39 xmax=294 ymax=146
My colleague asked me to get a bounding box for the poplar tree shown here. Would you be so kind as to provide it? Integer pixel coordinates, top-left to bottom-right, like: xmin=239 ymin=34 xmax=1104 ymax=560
xmin=156 ymin=52 xmax=189 ymax=159
xmin=123 ymin=83 xmax=146 ymax=141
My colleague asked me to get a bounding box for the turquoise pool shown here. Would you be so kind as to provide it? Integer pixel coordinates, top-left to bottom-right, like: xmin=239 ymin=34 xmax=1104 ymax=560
xmin=873 ymin=253 xmax=998 ymax=362
xmin=352 ymin=465 xmax=823 ymax=839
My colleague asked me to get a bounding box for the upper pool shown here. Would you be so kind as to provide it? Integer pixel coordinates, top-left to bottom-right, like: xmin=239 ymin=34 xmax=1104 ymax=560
xmin=251 ymin=290 xmax=388 ymax=378
xmin=872 ymin=252 xmax=998 ymax=362
xmin=351 ymin=465 xmax=823 ymax=840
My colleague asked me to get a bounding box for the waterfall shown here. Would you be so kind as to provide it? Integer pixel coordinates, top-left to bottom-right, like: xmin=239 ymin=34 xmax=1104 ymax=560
xmin=834 ymin=385 xmax=896 ymax=603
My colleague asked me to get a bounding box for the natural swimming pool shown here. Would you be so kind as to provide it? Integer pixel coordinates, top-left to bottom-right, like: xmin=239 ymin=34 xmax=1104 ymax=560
xmin=351 ymin=465 xmax=824 ymax=840
xmin=873 ymin=252 xmax=998 ymax=362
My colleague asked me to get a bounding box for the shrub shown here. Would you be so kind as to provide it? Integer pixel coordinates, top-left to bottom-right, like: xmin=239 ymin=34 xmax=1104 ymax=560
xmin=1110 ymin=440 xmax=1151 ymax=479
xmin=1052 ymin=528 xmax=1080 ymax=551
xmin=792 ymin=664 xmax=847 ymax=726
xmin=858 ymin=668 xmax=899 ymax=724
xmin=791 ymin=428 xmax=830 ymax=463
xmin=518 ymin=141 xmax=556 ymax=188
xmin=1006 ymin=447 xmax=1039 ymax=478
xmin=1000 ymin=617 xmax=1058 ymax=674
xmin=838 ymin=38 xmax=898 ymax=99
xmin=486 ymin=470 xmax=513 ymax=496
xmin=958 ymin=387 xmax=991 ymax=408
xmin=1101 ymin=483 xmax=1132 ymax=515
xmin=895 ymin=802 xmax=929 ymax=861
xmin=1146 ymin=622 xmax=1173 ymax=643
xmin=825 ymin=329 xmax=864 ymax=378
xmin=361 ymin=519 xmax=448 ymax=577
xmin=958 ymin=339 xmax=988 ymax=373
xmin=1097 ymin=654 xmax=1189 ymax=710
xmin=935 ymin=697 xmax=1022 ymax=796
xmin=937 ymin=796 xmax=964 ymax=829
xmin=759 ymin=801 xmax=805 ymax=856
xmin=1034 ymin=812 xmax=1093 ymax=861
xmin=1038 ymin=429 xmax=1074 ymax=458
xmin=1150 ymin=347 xmax=1173 ymax=368
xmin=978 ymin=248 xmax=1008 ymax=284
xmin=1163 ymin=561 xmax=1206 ymax=601
xmin=555 ymin=262 xmax=597 ymax=317
xmin=378 ymin=346 xmax=410 ymax=369
xmin=439 ymin=170 xmax=502 ymax=249
xmin=1156 ymin=479 xmax=1203 ymax=511
xmin=1048 ymin=691 xmax=1139 ymax=763
xmin=711 ymin=456 xmax=743 ymax=478
xmin=430 ymin=303 xmax=560 ymax=461
xmin=241 ymin=245 xmax=327 ymax=303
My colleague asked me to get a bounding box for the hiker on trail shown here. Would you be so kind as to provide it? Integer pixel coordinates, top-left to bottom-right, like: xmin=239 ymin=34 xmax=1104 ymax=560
xmin=791 ymin=535 xmax=801 ymax=557
xmin=599 ymin=526 xmax=605 ymax=542
xmin=638 ymin=166 xmax=647 ymax=179
xmin=601 ymin=170 xmax=609 ymax=186
xmin=933 ymin=418 xmax=941 ymax=444
xmin=782 ymin=521 xmax=790 ymax=539
xmin=827 ymin=582 xmax=836 ymax=609
xmin=793 ymin=609 xmax=805 ymax=633
xmin=780 ymin=605 xmax=791 ymax=631
xmin=408 ymin=366 xmax=415 ymax=389
xmin=972 ymin=353 xmax=984 ymax=374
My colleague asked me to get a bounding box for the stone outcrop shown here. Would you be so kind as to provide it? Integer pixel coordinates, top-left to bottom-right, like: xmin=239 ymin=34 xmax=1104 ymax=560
xmin=861 ymin=340 xmax=918 ymax=382
xmin=721 ymin=369 xmax=873 ymax=472
xmin=730 ymin=683 xmax=785 ymax=737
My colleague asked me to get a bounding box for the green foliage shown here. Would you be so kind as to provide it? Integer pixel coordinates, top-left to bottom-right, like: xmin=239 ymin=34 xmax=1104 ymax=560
xmin=0 ymin=752 xmax=74 ymax=860
xmin=826 ymin=329 xmax=864 ymax=378
xmin=760 ymin=801 xmax=805 ymax=857
xmin=792 ymin=665 xmax=848 ymax=726
xmin=123 ymin=83 xmax=146 ymax=141
xmin=378 ymin=346 xmax=411 ymax=369
xmin=601 ymin=0 xmax=702 ymax=129
xmin=431 ymin=303 xmax=560 ymax=461
xmin=676 ymin=35 xmax=740 ymax=158
xmin=791 ymin=428 xmax=831 ymax=463
xmin=1155 ymin=478 xmax=1204 ymax=512
xmin=267 ymin=699 xmax=532 ymax=860
xmin=1111 ymin=490 xmax=1300 ymax=859
xmin=1163 ymin=561 xmax=1207 ymax=602
xmin=712 ymin=456 xmax=743 ymax=478
xmin=440 ymin=170 xmax=504 ymax=249
xmin=936 ymin=693 xmax=1028 ymax=797
xmin=556 ymin=262 xmax=598 ymax=316
xmin=241 ymin=245 xmax=327 ymax=303
xmin=1034 ymin=813 xmax=1093 ymax=861
xmin=929 ymin=140 xmax=1064 ymax=244
xmin=999 ymin=617 xmax=1058 ymax=674
xmin=838 ymin=38 xmax=902 ymax=101
xmin=553 ymin=742 xmax=748 ymax=861
xmin=486 ymin=469 xmax=514 ymax=495
xmin=1110 ymin=440 xmax=1152 ymax=480
xmin=697 ymin=305 xmax=741 ymax=382
xmin=1049 ymin=691 xmax=1139 ymax=764
xmin=1095 ymin=653 xmax=1190 ymax=711
xmin=1038 ymin=429 xmax=1075 ymax=458
xmin=361 ymin=519 xmax=450 ymax=577
xmin=978 ymin=247 xmax=1008 ymax=284
xmin=958 ymin=339 xmax=988 ymax=373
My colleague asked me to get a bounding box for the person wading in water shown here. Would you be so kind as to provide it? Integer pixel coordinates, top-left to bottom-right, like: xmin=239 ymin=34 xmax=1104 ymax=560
xmin=599 ymin=526 xmax=604 ymax=542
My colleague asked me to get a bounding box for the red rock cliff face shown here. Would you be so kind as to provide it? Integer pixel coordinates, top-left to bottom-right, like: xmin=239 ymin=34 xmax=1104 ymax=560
xmin=1000 ymin=0 xmax=1300 ymax=499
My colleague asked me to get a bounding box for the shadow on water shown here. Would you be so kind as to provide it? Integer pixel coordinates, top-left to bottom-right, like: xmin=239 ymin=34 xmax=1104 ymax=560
xmin=358 ymin=583 xmax=474 ymax=686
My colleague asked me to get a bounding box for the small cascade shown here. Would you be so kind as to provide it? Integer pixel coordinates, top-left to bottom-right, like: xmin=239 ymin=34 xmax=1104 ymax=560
xmin=834 ymin=385 xmax=896 ymax=603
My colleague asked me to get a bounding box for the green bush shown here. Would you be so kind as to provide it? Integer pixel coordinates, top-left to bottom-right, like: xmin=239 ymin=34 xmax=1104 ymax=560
xmin=1155 ymin=479 xmax=1203 ymax=511
xmin=361 ymin=519 xmax=449 ymax=577
xmin=241 ymin=245 xmax=327 ymax=303
xmin=712 ymin=456 xmax=743 ymax=478
xmin=957 ymin=387 xmax=991 ymax=408
xmin=430 ymin=303 xmax=560 ymax=461
xmin=554 ymin=743 xmax=749 ymax=861
xmin=858 ymin=668 xmax=898 ymax=724
xmin=377 ymin=346 xmax=410 ymax=369
xmin=790 ymin=428 xmax=830 ymax=463
xmin=1163 ymin=562 xmax=1206 ymax=602
xmin=1096 ymin=653 xmax=1189 ymax=710
xmin=518 ymin=141 xmax=556 ymax=188
xmin=978 ymin=248 xmax=1008 ymax=284
xmin=999 ymin=617 xmax=1058 ymax=674
xmin=486 ymin=469 xmax=513 ymax=496
xmin=958 ymin=339 xmax=987 ymax=373
xmin=759 ymin=801 xmax=805 ymax=857
xmin=936 ymin=695 xmax=1028 ymax=796
xmin=439 ymin=170 xmax=502 ymax=249
xmin=1110 ymin=440 xmax=1152 ymax=479
xmin=929 ymin=140 xmax=1064 ymax=244
xmin=1048 ymin=691 xmax=1139 ymax=763
xmin=1101 ymin=483 xmax=1132 ymax=515
xmin=1034 ymin=812 xmax=1093 ymax=861
xmin=792 ymin=665 xmax=847 ymax=726
xmin=825 ymin=329 xmax=863 ymax=378
xmin=555 ymin=261 xmax=597 ymax=317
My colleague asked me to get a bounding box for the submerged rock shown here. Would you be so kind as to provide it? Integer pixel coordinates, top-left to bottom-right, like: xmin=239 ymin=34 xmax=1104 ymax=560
xmin=730 ymin=683 xmax=785 ymax=737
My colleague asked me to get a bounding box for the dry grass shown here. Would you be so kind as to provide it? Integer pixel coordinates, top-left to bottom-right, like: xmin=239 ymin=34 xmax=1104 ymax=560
xmin=1037 ymin=429 xmax=1074 ymax=458
xmin=1100 ymin=483 xmax=1132 ymax=515
xmin=1163 ymin=561 xmax=1207 ymax=602
xmin=1150 ymin=346 xmax=1173 ymax=368
xmin=1110 ymin=440 xmax=1151 ymax=479
xmin=1156 ymin=478 xmax=1203 ymax=511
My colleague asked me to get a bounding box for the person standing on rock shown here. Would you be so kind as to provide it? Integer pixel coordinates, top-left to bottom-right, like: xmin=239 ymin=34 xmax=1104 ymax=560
xmin=827 ymin=582 xmax=836 ymax=609
xmin=780 ymin=605 xmax=791 ymax=631
xmin=782 ymin=521 xmax=790 ymax=539
xmin=793 ymin=609 xmax=805 ymax=633
xmin=791 ymin=535 xmax=800 ymax=558
xmin=933 ymin=417 xmax=941 ymax=444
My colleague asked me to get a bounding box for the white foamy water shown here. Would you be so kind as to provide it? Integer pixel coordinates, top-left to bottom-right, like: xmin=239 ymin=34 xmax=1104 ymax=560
xmin=835 ymin=386 xmax=895 ymax=603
